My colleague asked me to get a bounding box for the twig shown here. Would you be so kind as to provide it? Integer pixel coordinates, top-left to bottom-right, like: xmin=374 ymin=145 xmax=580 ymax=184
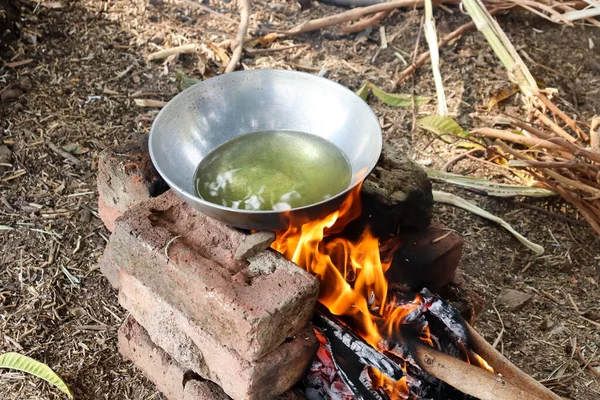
xmin=246 ymin=43 xmax=308 ymax=54
xmin=535 ymin=111 xmax=578 ymax=143
xmin=442 ymin=148 xmax=485 ymax=171
xmin=506 ymin=199 xmax=588 ymax=227
xmin=45 ymin=140 xmax=81 ymax=165
xmin=285 ymin=0 xmax=425 ymax=35
xmin=147 ymin=44 xmax=199 ymax=61
xmin=576 ymin=347 xmax=600 ymax=378
xmin=509 ymin=117 xmax=600 ymax=164
xmin=536 ymin=92 xmax=588 ymax=141
xmin=339 ymin=11 xmax=391 ymax=34
xmin=396 ymin=8 xmax=502 ymax=84
xmin=491 ymin=302 xmax=504 ymax=349
xmin=225 ymin=0 xmax=251 ymax=74
xmin=473 ymin=128 xmax=565 ymax=152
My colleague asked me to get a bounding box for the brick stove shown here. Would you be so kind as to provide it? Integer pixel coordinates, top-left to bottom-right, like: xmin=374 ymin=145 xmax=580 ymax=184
xmin=97 ymin=136 xmax=476 ymax=400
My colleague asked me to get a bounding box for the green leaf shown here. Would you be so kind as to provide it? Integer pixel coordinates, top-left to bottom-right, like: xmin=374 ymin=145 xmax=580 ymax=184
xmin=417 ymin=115 xmax=464 ymax=137
xmin=416 ymin=115 xmax=483 ymax=148
xmin=176 ymin=72 xmax=201 ymax=91
xmin=355 ymin=82 xmax=369 ymax=101
xmin=369 ymin=83 xmax=431 ymax=107
xmin=0 ymin=352 xmax=74 ymax=398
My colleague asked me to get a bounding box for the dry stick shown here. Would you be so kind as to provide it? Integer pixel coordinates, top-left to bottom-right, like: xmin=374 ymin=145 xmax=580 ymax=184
xmin=465 ymin=324 xmax=564 ymax=400
xmin=285 ymin=0 xmax=428 ymax=35
xmin=591 ymin=117 xmax=600 ymax=154
xmin=536 ymin=92 xmax=589 ymax=141
xmin=225 ymin=0 xmax=250 ymax=74
xmin=339 ymin=10 xmax=391 ymax=34
xmin=556 ymin=186 xmax=600 ymax=235
xmin=535 ymin=111 xmax=578 ymax=144
xmin=496 ymin=140 xmax=600 ymax=235
xmin=510 ymin=118 xmax=600 ymax=164
xmin=473 ymin=128 xmax=565 ymax=152
xmin=246 ymin=43 xmax=309 ymax=54
xmin=147 ymin=44 xmax=199 ymax=61
xmin=411 ymin=340 xmax=543 ymax=400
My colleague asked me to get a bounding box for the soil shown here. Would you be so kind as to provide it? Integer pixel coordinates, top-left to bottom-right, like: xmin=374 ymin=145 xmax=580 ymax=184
xmin=0 ymin=0 xmax=599 ymax=399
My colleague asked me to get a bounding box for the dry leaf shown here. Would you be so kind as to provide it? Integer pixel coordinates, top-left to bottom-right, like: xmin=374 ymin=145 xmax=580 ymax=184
xmin=487 ymin=84 xmax=519 ymax=111
xmin=247 ymin=32 xmax=279 ymax=48
xmin=206 ymin=41 xmax=230 ymax=67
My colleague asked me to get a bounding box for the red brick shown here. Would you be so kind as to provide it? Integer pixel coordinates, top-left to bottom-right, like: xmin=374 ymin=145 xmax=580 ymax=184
xmin=385 ymin=221 xmax=463 ymax=292
xmin=97 ymin=135 xmax=168 ymax=231
xmin=101 ymin=190 xmax=319 ymax=361
xmin=98 ymin=198 xmax=123 ymax=233
xmin=118 ymin=316 xmax=229 ymax=400
xmin=119 ymin=269 xmax=318 ymax=400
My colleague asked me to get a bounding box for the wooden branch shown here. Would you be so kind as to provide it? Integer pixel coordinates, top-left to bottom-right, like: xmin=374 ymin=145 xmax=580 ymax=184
xmin=509 ymin=118 xmax=600 ymax=164
xmin=411 ymin=340 xmax=539 ymax=400
xmin=285 ymin=0 xmax=425 ymax=35
xmin=496 ymin=139 xmax=600 ymax=235
xmin=473 ymin=128 xmax=565 ymax=152
xmin=536 ymin=92 xmax=588 ymax=141
xmin=464 ymin=324 xmax=564 ymax=400
xmin=225 ymin=0 xmax=250 ymax=73
xmin=535 ymin=111 xmax=578 ymax=143
xmin=339 ymin=10 xmax=391 ymax=34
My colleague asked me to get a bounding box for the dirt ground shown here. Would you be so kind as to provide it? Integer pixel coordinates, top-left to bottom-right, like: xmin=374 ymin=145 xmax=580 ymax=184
xmin=0 ymin=0 xmax=599 ymax=399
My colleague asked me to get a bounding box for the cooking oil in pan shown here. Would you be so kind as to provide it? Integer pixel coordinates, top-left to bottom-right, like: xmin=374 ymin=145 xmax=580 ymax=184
xmin=194 ymin=131 xmax=352 ymax=211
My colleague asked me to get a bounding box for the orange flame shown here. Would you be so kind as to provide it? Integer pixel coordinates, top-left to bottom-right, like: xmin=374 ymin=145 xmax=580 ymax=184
xmin=273 ymin=181 xmax=492 ymax=397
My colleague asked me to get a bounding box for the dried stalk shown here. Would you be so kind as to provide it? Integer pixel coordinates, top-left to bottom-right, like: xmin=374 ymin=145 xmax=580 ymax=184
xmin=461 ymin=0 xmax=538 ymax=96
xmin=225 ymin=0 xmax=250 ymax=73
xmin=472 ymin=128 xmax=565 ymax=151
xmin=423 ymin=0 xmax=448 ymax=115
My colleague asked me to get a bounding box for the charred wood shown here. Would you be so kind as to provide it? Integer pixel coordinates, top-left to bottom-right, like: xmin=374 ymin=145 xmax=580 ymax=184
xmin=313 ymin=306 xmax=404 ymax=381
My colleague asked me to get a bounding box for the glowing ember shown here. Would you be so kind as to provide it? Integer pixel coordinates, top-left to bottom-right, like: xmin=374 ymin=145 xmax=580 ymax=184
xmin=273 ymin=182 xmax=493 ymax=398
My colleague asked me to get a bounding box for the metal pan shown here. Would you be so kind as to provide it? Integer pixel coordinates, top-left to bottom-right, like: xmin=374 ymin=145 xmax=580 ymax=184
xmin=149 ymin=69 xmax=381 ymax=230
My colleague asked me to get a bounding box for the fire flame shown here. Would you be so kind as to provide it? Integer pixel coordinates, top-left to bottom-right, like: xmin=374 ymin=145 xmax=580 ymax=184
xmin=273 ymin=182 xmax=491 ymax=398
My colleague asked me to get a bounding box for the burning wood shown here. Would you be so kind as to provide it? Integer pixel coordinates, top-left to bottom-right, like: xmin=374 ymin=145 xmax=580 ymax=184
xmin=272 ymin=180 xmax=562 ymax=399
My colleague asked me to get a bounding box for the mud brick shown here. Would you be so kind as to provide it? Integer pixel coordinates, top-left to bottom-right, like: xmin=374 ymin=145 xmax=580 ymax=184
xmin=97 ymin=134 xmax=168 ymax=231
xmin=385 ymin=221 xmax=463 ymax=292
xmin=117 ymin=316 xmax=230 ymax=400
xmin=119 ymin=269 xmax=318 ymax=400
xmin=101 ymin=190 xmax=320 ymax=361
